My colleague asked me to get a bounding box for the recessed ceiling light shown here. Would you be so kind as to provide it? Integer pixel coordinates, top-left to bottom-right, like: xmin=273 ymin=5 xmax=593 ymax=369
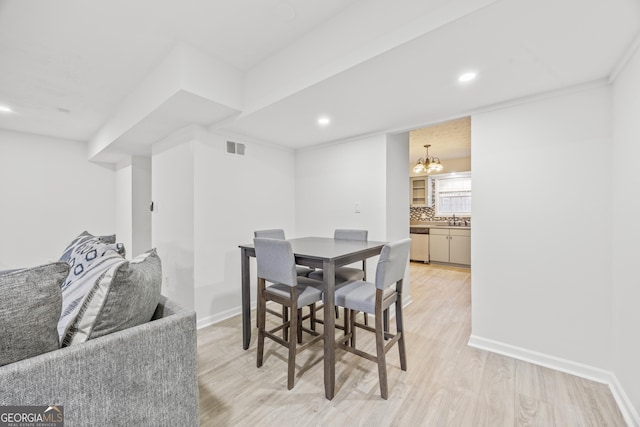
xmin=317 ymin=116 xmax=331 ymax=126
xmin=0 ymin=105 xmax=14 ymax=113
xmin=458 ymin=72 xmax=477 ymax=83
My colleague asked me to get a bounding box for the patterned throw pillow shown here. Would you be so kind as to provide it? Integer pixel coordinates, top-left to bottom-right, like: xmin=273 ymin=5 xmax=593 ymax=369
xmin=62 ymin=249 xmax=162 ymax=346
xmin=57 ymin=231 xmax=126 ymax=340
xmin=58 ymin=231 xmax=121 ymax=263
xmin=0 ymin=262 xmax=69 ymax=366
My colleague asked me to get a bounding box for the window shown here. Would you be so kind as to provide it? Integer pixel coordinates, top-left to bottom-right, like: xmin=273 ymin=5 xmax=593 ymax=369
xmin=434 ymin=172 xmax=471 ymax=217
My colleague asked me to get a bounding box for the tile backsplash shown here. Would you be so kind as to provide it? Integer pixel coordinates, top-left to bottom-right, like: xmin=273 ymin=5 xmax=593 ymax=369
xmin=410 ymin=206 xmax=470 ymax=224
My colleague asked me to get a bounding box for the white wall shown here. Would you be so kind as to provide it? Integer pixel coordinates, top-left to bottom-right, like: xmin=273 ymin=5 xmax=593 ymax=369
xmin=150 ymin=127 xmax=296 ymax=325
xmin=131 ymin=156 xmax=152 ymax=257
xmin=612 ymin=45 xmax=640 ymax=419
xmin=151 ymin=138 xmax=195 ymax=311
xmin=386 ymin=132 xmax=410 ymax=242
xmin=115 ymin=161 xmax=133 ymax=256
xmin=0 ymin=130 xmax=115 ymax=269
xmin=471 ymin=86 xmax=613 ymax=370
xmin=295 ymin=133 xmax=409 ymax=284
xmin=295 ymin=135 xmax=388 ymax=242
xmin=193 ymin=129 xmax=296 ymax=325
xmin=115 ymin=156 xmax=152 ymax=259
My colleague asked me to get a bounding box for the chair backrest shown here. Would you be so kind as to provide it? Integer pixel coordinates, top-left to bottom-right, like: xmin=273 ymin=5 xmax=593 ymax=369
xmin=254 ymin=229 xmax=286 ymax=240
xmin=374 ymin=238 xmax=411 ymax=290
xmin=254 ymin=238 xmax=297 ymax=287
xmin=334 ymin=229 xmax=368 ymax=241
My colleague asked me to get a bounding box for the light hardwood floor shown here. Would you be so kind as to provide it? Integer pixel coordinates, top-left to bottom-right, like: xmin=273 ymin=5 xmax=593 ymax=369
xmin=197 ymin=262 xmax=626 ymax=426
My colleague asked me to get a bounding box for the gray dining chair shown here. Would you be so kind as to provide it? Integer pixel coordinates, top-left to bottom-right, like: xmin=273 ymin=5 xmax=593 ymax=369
xmin=333 ymin=237 xmax=411 ymax=399
xmin=254 ymin=229 xmax=317 ymax=333
xmin=253 ymin=237 xmax=324 ymax=390
xmin=254 ymin=229 xmax=313 ymax=277
xmin=308 ymin=229 xmax=368 ymax=283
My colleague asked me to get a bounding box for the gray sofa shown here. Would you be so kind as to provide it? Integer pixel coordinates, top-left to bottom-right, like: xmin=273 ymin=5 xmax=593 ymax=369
xmin=0 ymin=296 xmax=199 ymax=426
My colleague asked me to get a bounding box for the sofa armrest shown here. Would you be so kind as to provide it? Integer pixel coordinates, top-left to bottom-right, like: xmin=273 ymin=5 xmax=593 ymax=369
xmin=0 ymin=296 xmax=198 ymax=426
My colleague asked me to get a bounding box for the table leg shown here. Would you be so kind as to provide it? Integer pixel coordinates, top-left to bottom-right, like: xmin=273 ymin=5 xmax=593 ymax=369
xmin=323 ymin=260 xmax=336 ymax=399
xmin=241 ymin=247 xmax=251 ymax=350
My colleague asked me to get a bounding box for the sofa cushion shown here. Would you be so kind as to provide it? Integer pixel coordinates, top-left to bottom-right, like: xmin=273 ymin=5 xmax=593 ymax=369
xmin=57 ymin=232 xmax=126 ymax=340
xmin=0 ymin=262 xmax=69 ymax=366
xmin=62 ymin=249 xmax=162 ymax=346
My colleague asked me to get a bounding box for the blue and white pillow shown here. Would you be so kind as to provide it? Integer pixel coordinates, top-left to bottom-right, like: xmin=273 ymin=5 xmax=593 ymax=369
xmin=58 ymin=231 xmax=120 ymax=263
xmin=57 ymin=232 xmax=126 ymax=341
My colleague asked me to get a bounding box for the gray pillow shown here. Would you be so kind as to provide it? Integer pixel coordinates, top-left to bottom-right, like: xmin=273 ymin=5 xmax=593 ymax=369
xmin=0 ymin=262 xmax=69 ymax=366
xmin=62 ymin=249 xmax=162 ymax=346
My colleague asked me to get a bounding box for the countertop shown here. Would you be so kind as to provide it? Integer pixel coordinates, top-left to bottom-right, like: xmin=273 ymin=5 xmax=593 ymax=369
xmin=410 ymin=221 xmax=471 ymax=230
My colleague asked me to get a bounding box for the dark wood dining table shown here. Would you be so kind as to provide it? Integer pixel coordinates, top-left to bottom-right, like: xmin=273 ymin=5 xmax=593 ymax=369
xmin=238 ymin=236 xmax=386 ymax=400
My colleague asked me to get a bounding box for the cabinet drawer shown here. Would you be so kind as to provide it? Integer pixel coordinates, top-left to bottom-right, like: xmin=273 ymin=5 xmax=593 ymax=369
xmin=450 ymin=229 xmax=470 ymax=237
xmin=429 ymin=228 xmax=449 ymax=236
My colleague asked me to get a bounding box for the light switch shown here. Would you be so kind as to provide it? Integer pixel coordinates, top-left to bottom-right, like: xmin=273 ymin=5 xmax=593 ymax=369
xmin=355 ymin=203 xmax=361 ymax=213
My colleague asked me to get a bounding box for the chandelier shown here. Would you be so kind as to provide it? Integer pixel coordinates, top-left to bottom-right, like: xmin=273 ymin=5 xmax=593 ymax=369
xmin=413 ymin=144 xmax=443 ymax=174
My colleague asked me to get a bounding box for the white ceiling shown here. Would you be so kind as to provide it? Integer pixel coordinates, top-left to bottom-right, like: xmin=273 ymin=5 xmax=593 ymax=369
xmin=0 ymin=0 xmax=638 ymax=164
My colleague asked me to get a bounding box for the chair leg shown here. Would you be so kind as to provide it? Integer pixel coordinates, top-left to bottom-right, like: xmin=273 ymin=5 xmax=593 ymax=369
xmin=256 ymin=286 xmax=261 ymax=329
xmin=383 ymin=309 xmax=390 ymax=340
xmin=374 ymin=305 xmax=388 ymax=399
xmin=363 ymin=313 xmax=369 ymax=326
xmin=257 ymin=279 xmax=266 ymax=368
xmin=343 ymin=308 xmax=350 ymax=341
xmin=297 ymin=308 xmax=303 ymax=343
xmin=309 ymin=303 xmax=316 ymax=331
xmin=396 ymin=298 xmax=407 ymax=371
xmin=350 ymin=309 xmax=357 ymax=348
xmin=282 ymin=306 xmax=289 ymax=341
xmin=288 ymin=304 xmax=298 ymax=390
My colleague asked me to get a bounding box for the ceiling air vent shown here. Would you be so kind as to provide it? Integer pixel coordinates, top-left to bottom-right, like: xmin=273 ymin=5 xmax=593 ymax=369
xmin=226 ymin=141 xmax=246 ymax=156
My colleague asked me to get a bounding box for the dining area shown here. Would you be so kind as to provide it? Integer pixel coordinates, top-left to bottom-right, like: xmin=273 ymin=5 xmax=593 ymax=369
xmin=197 ymin=235 xmax=624 ymax=426
xmin=238 ymin=229 xmax=411 ymax=400
xmin=198 ymin=239 xmax=479 ymax=426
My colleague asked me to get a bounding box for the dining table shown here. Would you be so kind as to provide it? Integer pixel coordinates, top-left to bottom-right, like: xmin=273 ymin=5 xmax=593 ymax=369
xmin=238 ymin=236 xmax=387 ymax=400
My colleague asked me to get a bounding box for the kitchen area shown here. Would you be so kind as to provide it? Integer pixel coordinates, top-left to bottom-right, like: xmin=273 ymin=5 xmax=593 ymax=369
xmin=408 ymin=117 xmax=471 ymax=267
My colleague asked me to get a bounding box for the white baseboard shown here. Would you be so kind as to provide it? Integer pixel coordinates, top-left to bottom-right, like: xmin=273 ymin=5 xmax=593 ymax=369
xmin=609 ymin=372 xmax=640 ymax=427
xmin=468 ymin=335 xmax=611 ymax=383
xmin=468 ymin=335 xmax=640 ymax=427
xmin=196 ymin=302 xmax=255 ymax=330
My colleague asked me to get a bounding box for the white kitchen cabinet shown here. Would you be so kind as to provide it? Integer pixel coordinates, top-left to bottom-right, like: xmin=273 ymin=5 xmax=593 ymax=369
xmin=429 ymin=228 xmax=470 ymax=266
xmin=449 ymin=229 xmax=471 ymax=265
xmin=428 ymin=229 xmax=450 ymax=263
xmin=410 ymin=176 xmax=432 ymax=207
